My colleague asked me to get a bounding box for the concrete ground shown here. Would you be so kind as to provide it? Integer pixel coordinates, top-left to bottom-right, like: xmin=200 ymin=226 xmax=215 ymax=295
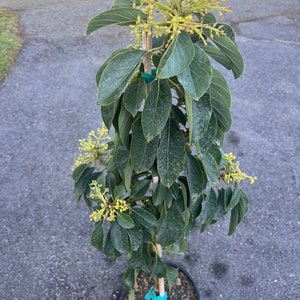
xmin=0 ymin=0 xmax=299 ymax=299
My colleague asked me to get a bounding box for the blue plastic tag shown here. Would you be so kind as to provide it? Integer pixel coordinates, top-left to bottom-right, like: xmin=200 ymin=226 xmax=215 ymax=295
xmin=141 ymin=68 xmax=157 ymax=83
xmin=144 ymin=286 xmax=168 ymax=300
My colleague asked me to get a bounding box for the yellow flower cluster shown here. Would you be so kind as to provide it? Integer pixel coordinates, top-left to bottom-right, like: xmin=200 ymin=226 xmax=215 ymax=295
xmin=72 ymin=123 xmax=111 ymax=170
xmin=223 ymin=153 xmax=257 ymax=185
xmin=130 ymin=0 xmax=231 ymax=47
xmin=89 ymin=181 xmax=130 ymax=222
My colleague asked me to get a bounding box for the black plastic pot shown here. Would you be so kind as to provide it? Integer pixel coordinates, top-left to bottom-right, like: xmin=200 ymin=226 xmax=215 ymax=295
xmin=116 ymin=262 xmax=200 ymax=300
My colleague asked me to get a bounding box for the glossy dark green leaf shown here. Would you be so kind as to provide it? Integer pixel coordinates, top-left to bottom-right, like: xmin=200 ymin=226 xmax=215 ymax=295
xmin=86 ymin=8 xmax=146 ymax=35
xmin=141 ymin=79 xmax=172 ymax=141
xmin=98 ymin=48 xmax=146 ymax=106
xmin=127 ymin=225 xmax=143 ymax=251
xmin=157 ymin=119 xmax=185 ymax=187
xmin=211 ymin=34 xmax=244 ymax=79
xmin=101 ymin=97 xmax=120 ymax=130
xmin=157 ymin=32 xmax=195 ymax=78
xmin=110 ymin=221 xmax=130 ymax=253
xmin=104 ymin=229 xmax=122 ymax=259
xmin=113 ymin=185 xmax=126 ymax=200
xmin=117 ymin=213 xmax=135 ymax=229
xmin=228 ymin=191 xmax=248 ymax=236
xmin=153 ymin=183 xmax=173 ymax=206
xmin=131 ymin=118 xmax=159 ymax=172
xmin=186 ymin=93 xmax=212 ymax=145
xmin=91 ymin=221 xmax=104 ymax=251
xmin=96 ymin=49 xmax=126 ymax=86
xmin=116 ymin=144 xmax=130 ymax=179
xmin=186 ymin=152 xmax=207 ymax=200
xmin=156 ymin=205 xmax=185 ymax=246
xmin=123 ymin=267 xmax=135 ymax=290
xmin=127 ymin=244 xmax=151 ymax=272
xmin=130 ymin=179 xmax=151 ymax=199
xmin=177 ymin=44 xmax=212 ymax=100
xmin=197 ymin=112 xmax=218 ymax=157
xmin=226 ymin=183 xmax=240 ymax=211
xmin=211 ymin=68 xmax=231 ymax=107
xmin=123 ymin=78 xmax=147 ymax=117
xmin=131 ymin=207 xmax=158 ymax=233
xmin=74 ymin=167 xmax=95 ymax=203
xmin=113 ymin=0 xmax=138 ymax=8
xmin=203 ymin=44 xmax=233 ymax=71
xmin=72 ymin=164 xmax=89 ymax=183
xmin=200 ymin=188 xmax=218 ymax=225
xmin=166 ymin=265 xmax=178 ymax=291
xmin=152 ymin=257 xmax=167 ymax=278
xmin=202 ymin=151 xmax=219 ymax=186
xmin=213 ymin=188 xmax=226 ymax=221
xmin=118 ymin=103 xmax=132 ymax=149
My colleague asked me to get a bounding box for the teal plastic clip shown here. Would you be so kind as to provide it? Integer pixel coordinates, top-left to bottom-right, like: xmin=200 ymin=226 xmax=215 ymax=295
xmin=141 ymin=68 xmax=157 ymax=84
xmin=144 ymin=286 xmax=168 ymax=300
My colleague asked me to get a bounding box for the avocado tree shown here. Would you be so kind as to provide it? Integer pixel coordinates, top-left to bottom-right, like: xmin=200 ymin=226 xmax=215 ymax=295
xmin=72 ymin=0 xmax=256 ymax=298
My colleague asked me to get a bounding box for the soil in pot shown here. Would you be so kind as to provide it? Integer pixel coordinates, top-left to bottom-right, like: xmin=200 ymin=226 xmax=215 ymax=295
xmin=122 ymin=267 xmax=199 ymax=300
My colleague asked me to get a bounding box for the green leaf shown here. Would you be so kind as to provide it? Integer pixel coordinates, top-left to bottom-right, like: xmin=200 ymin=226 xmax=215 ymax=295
xmin=127 ymin=225 xmax=143 ymax=251
xmin=213 ymin=188 xmax=226 ymax=221
xmin=186 ymin=152 xmax=207 ymax=200
xmin=226 ymin=183 xmax=240 ymax=211
xmin=177 ymin=44 xmax=212 ymax=100
xmin=128 ymin=244 xmax=151 ymax=272
xmin=152 ymin=257 xmax=167 ymax=278
xmin=131 ymin=207 xmax=158 ymax=233
xmin=200 ymin=188 xmax=218 ymax=225
xmin=98 ymin=48 xmax=146 ymax=106
xmin=113 ymin=0 xmax=139 ymax=8
xmin=166 ymin=265 xmax=178 ymax=291
xmin=157 ymin=118 xmax=185 ymax=187
xmin=186 ymin=93 xmax=212 ymax=145
xmin=101 ymin=97 xmax=120 ymax=129
xmin=116 ymin=144 xmax=130 ymax=180
xmin=228 ymin=191 xmax=248 ymax=236
xmin=74 ymin=167 xmax=95 ymax=203
xmin=153 ymin=183 xmax=173 ymax=206
xmin=110 ymin=221 xmax=130 ymax=253
xmin=210 ymin=68 xmax=231 ymax=106
xmin=157 ymin=32 xmax=195 ymax=79
xmin=72 ymin=164 xmax=89 ymax=183
xmin=86 ymin=8 xmax=147 ymax=35
xmin=203 ymin=44 xmax=233 ymax=72
xmin=131 ymin=118 xmax=159 ymax=172
xmin=123 ymin=268 xmax=135 ymax=290
xmin=211 ymin=34 xmax=244 ymax=79
xmin=118 ymin=103 xmax=132 ymax=149
xmin=141 ymin=79 xmax=172 ymax=141
xmin=131 ymin=179 xmax=151 ymax=199
xmin=123 ymin=78 xmax=147 ymax=117
xmin=91 ymin=221 xmax=104 ymax=251
xmin=104 ymin=229 xmax=122 ymax=259
xmin=156 ymin=205 xmax=185 ymax=246
xmin=197 ymin=112 xmax=218 ymax=157
xmin=202 ymin=151 xmax=219 ymax=186
xmin=117 ymin=213 xmax=135 ymax=229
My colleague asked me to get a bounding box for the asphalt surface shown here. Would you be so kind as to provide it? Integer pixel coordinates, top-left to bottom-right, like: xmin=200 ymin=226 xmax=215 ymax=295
xmin=0 ymin=0 xmax=299 ymax=299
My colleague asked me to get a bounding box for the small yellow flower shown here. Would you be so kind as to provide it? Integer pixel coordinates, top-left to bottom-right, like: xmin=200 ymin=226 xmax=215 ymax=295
xmin=89 ymin=181 xmax=130 ymax=222
xmin=223 ymin=152 xmax=257 ymax=185
xmin=72 ymin=123 xmax=111 ymax=170
xmin=130 ymin=0 xmax=231 ymax=48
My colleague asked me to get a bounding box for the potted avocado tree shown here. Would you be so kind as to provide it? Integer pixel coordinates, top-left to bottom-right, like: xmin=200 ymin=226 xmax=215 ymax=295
xmin=72 ymin=0 xmax=256 ymax=299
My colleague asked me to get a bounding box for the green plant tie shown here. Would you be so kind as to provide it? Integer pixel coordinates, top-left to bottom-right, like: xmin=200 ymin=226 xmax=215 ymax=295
xmin=141 ymin=68 xmax=157 ymax=83
xmin=144 ymin=286 xmax=168 ymax=300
